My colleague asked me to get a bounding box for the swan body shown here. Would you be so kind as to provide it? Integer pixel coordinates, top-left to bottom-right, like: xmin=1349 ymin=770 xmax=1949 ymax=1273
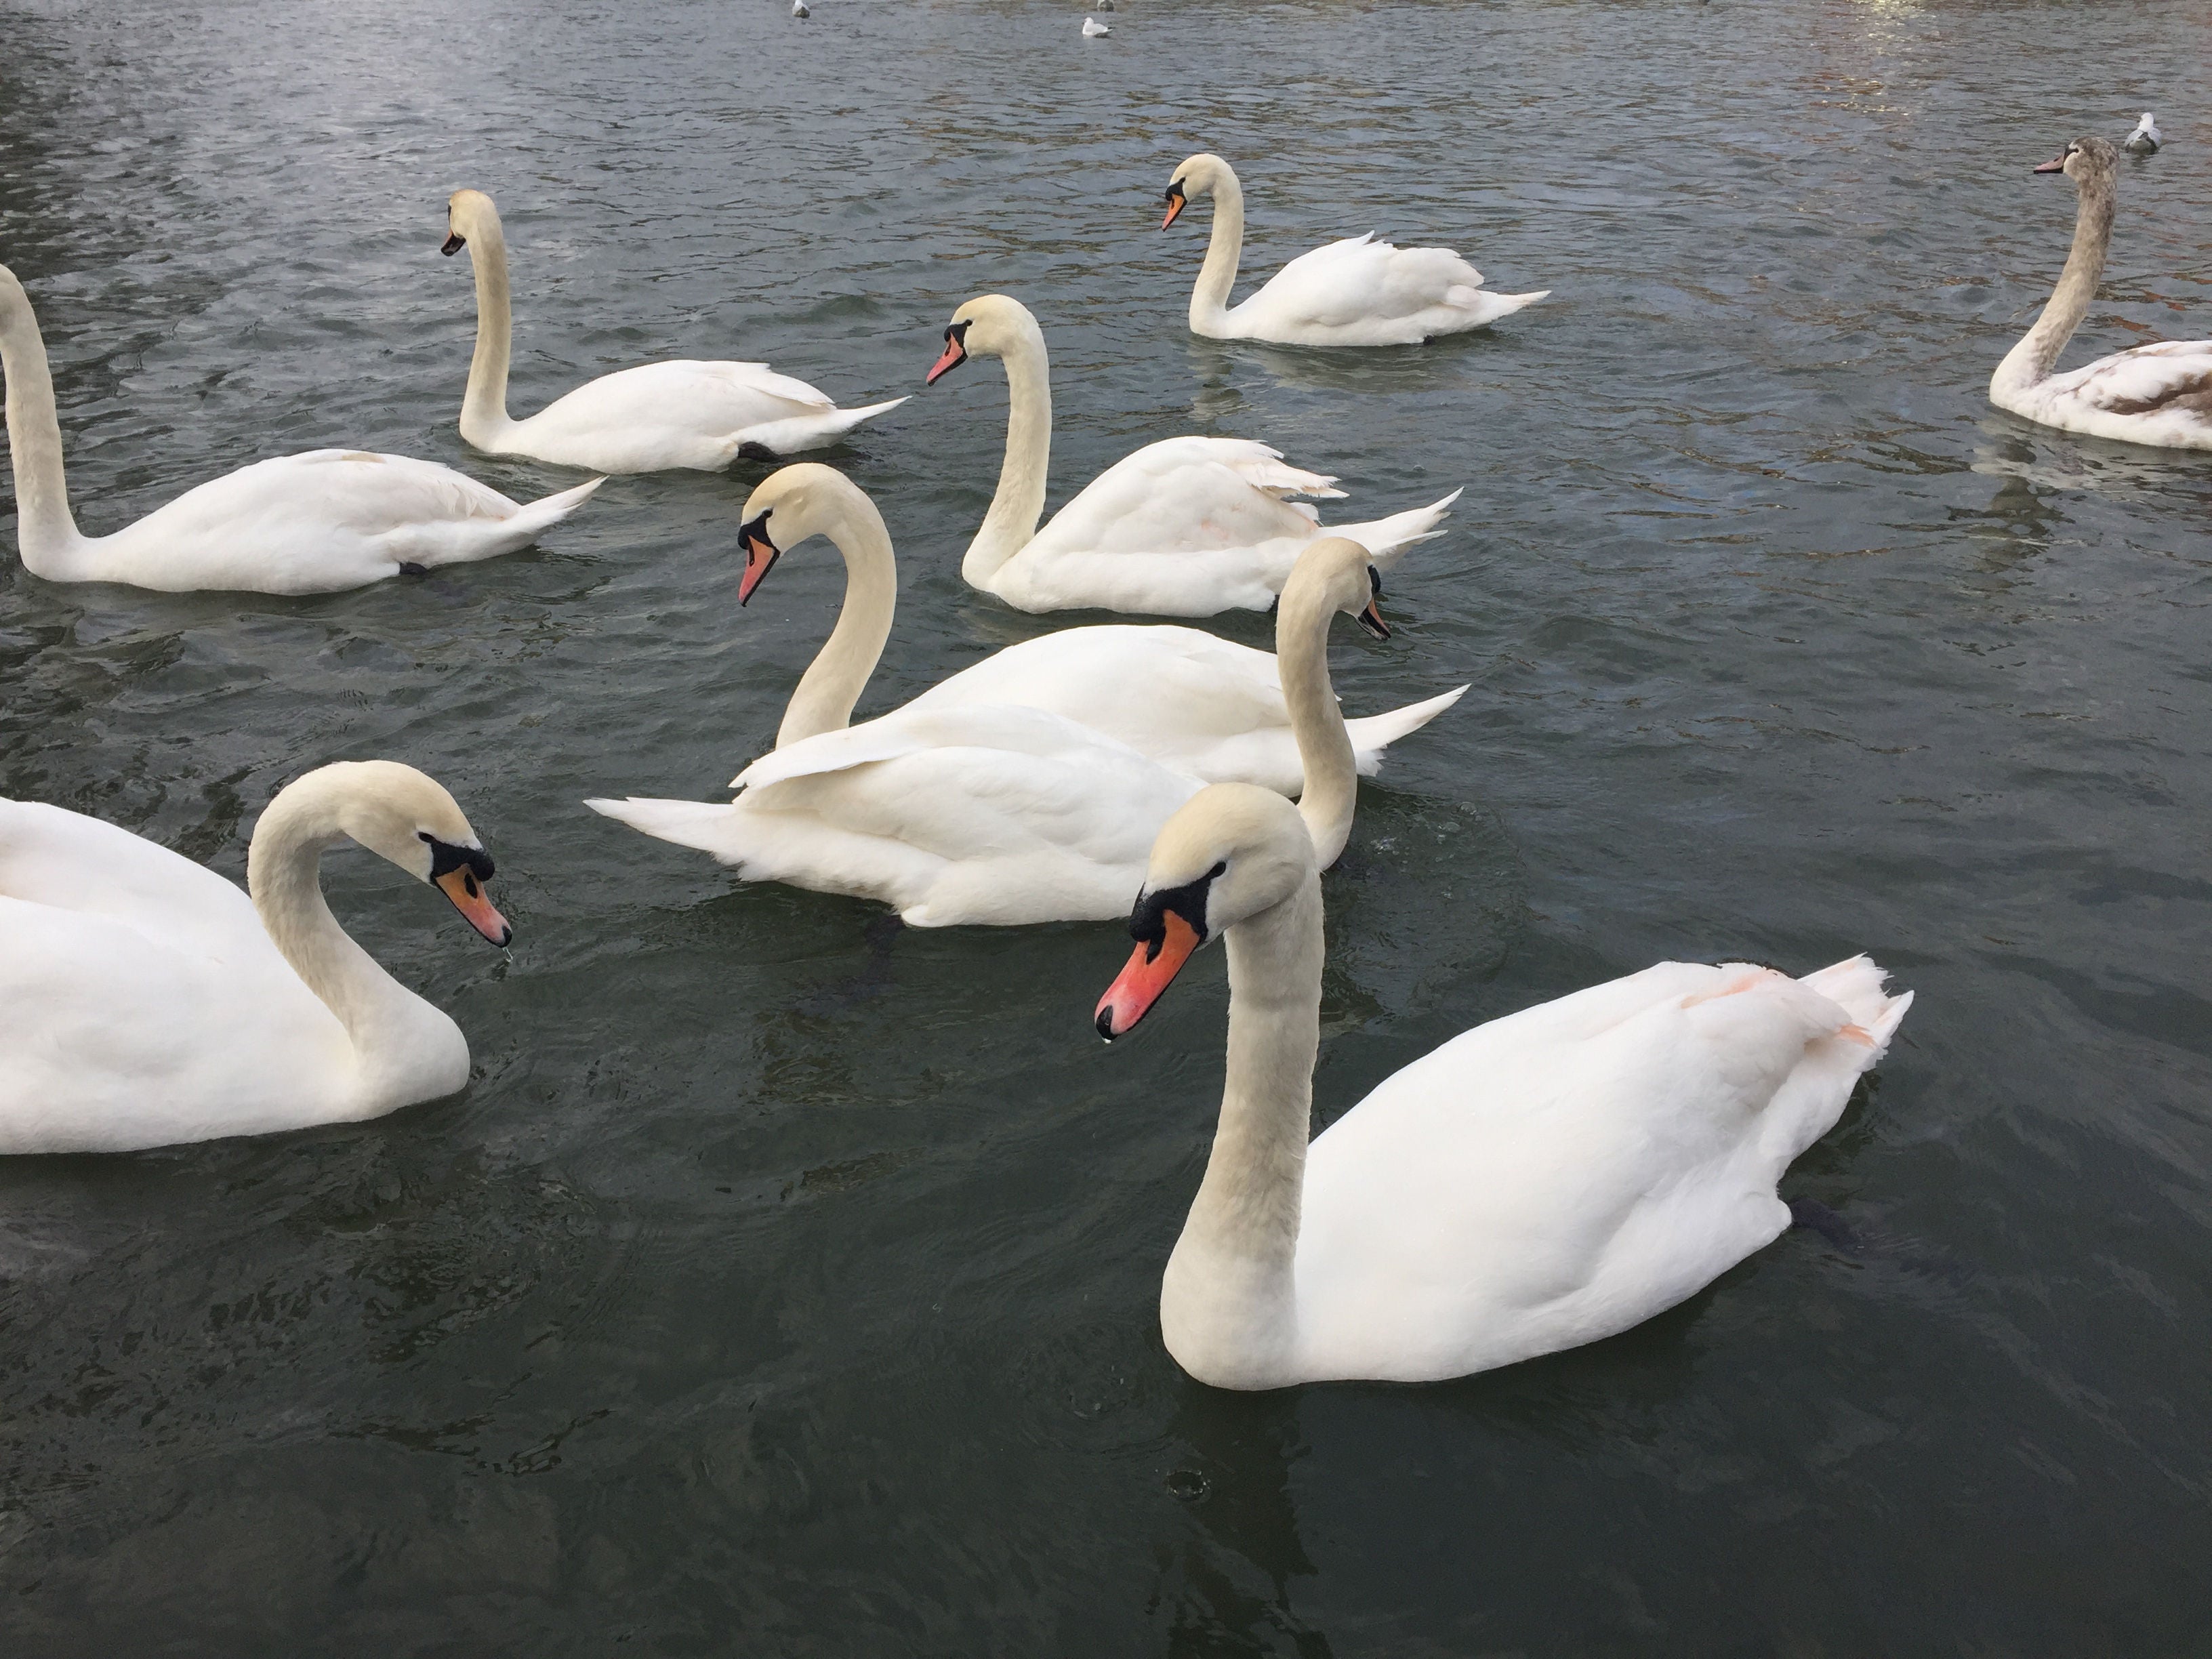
xmin=0 ymin=264 xmax=598 ymax=594
xmin=720 ymin=462 xmax=1466 ymax=790
xmin=1096 ymin=787 xmax=1914 ymax=1389
xmin=0 ymin=762 xmax=513 ymax=1155
xmin=588 ymin=535 xmax=1393 ymax=926
xmin=1083 ymin=16 xmax=1110 ymax=35
xmin=1163 ymin=154 xmax=1549 ymax=347
xmin=442 ymin=190 xmax=903 ymax=472
xmin=929 ymin=294 xmax=1460 ymax=615
xmin=2123 ymin=113 xmax=2160 ymax=155
xmin=1990 ymin=136 xmax=2212 ymax=450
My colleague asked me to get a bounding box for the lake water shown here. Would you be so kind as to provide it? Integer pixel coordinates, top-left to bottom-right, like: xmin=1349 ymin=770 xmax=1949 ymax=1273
xmin=3 ymin=0 xmax=2209 ymax=1651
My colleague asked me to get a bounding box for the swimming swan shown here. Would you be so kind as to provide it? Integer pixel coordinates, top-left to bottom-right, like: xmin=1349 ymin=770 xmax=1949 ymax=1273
xmin=1094 ymin=785 xmax=1914 ymax=1389
xmin=1990 ymin=136 xmax=2212 ymax=451
xmin=0 ymin=762 xmax=514 ymax=1155
xmin=720 ymin=462 xmax=1465 ymax=791
xmin=1162 ymin=153 xmax=1549 ymax=347
xmin=0 ymin=264 xmax=599 ymax=594
xmin=927 ymin=293 xmax=1460 ymax=615
xmin=441 ymin=189 xmax=905 ymax=472
xmin=586 ymin=536 xmax=1394 ymax=926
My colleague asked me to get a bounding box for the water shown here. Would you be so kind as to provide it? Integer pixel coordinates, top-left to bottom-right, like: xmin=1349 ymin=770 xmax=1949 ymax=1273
xmin=3 ymin=0 xmax=2209 ymax=1650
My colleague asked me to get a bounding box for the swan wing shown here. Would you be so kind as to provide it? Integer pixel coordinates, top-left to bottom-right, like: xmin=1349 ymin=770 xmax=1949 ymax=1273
xmin=0 ymin=798 xmax=275 ymax=961
xmin=1030 ymin=436 xmax=1342 ymax=558
xmin=2047 ymin=338 xmax=2212 ymax=419
xmin=135 ymin=450 xmax=519 ymax=539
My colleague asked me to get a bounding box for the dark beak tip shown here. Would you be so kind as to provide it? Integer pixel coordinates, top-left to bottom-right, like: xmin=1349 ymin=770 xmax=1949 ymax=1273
xmin=440 ymin=233 xmax=466 ymax=257
xmin=1096 ymin=1007 xmax=1118 ymax=1042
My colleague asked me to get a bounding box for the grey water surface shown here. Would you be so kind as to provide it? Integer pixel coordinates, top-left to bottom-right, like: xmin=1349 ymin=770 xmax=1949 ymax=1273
xmin=3 ymin=0 xmax=2209 ymax=1651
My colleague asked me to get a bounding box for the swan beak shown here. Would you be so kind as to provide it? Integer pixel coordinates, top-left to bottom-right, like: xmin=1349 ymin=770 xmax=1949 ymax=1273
xmin=1096 ymin=911 xmax=1201 ymax=1041
xmin=2033 ymin=154 xmax=2067 ymax=173
xmin=1357 ymin=597 xmax=1391 ymax=641
xmin=926 ymin=329 xmax=968 ymax=385
xmin=1162 ymin=184 xmax=1187 ymax=230
xmin=434 ymin=866 xmax=512 ymax=947
xmin=738 ymin=510 xmax=781 ymax=606
xmin=441 ymin=232 xmax=466 ymax=256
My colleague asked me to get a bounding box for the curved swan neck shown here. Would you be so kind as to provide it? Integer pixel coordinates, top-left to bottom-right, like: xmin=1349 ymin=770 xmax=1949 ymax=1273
xmin=247 ymin=778 xmax=436 ymax=1090
xmin=777 ymin=489 xmax=899 ymax=747
xmin=1189 ymin=169 xmax=1246 ymax=335
xmin=1160 ymin=872 xmax=1323 ymax=1382
xmin=1995 ymin=166 xmax=2116 ymax=396
xmin=963 ymin=317 xmax=1052 ymax=587
xmin=1275 ymin=586 xmax=1359 ymax=867
xmin=0 ymin=273 xmax=85 ymax=574
xmin=458 ymin=214 xmax=517 ymax=445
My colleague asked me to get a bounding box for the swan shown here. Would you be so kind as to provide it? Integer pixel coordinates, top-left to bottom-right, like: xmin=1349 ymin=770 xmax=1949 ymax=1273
xmin=1094 ymin=785 xmax=1914 ymax=1389
xmin=0 ymin=761 xmax=514 ymax=1155
xmin=586 ymin=535 xmax=1392 ymax=926
xmin=1990 ymin=136 xmax=2212 ymax=451
xmin=441 ymin=190 xmax=905 ymax=472
xmin=1082 ymin=15 xmax=1110 ymax=35
xmin=0 ymin=264 xmax=599 ymax=595
xmin=2123 ymin=113 xmax=2160 ymax=155
xmin=722 ymin=462 xmax=1466 ymax=790
xmin=926 ymin=293 xmax=1460 ymax=616
xmin=1162 ymin=154 xmax=1549 ymax=347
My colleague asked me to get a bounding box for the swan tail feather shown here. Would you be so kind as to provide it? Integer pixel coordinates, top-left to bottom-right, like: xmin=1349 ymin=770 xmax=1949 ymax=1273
xmin=584 ymin=796 xmax=749 ymax=861
xmin=1345 ymin=685 xmax=1469 ymax=777
xmin=1797 ymin=955 xmax=1913 ymax=1059
xmin=1330 ymin=487 xmax=1462 ymax=568
xmin=735 ymin=396 xmax=908 ymax=458
xmin=506 ymin=476 xmax=605 ymax=537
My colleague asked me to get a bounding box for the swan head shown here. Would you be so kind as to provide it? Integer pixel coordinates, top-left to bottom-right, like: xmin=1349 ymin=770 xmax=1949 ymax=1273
xmin=928 ymin=294 xmax=1042 ymax=384
xmin=1162 ymin=154 xmax=1233 ymax=229
xmin=2035 ymin=136 xmax=2117 ymax=180
xmin=733 ymin=462 xmax=879 ymax=605
xmin=1096 ymin=784 xmax=1315 ymax=1041
xmin=442 ymin=188 xmax=501 ymax=258
xmin=1280 ymin=535 xmax=1391 ymax=641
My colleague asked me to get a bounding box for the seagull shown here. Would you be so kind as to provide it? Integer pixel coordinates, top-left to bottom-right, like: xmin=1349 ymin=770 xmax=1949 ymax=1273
xmin=792 ymin=0 xmax=808 ymax=15
xmin=2123 ymin=112 xmax=2162 ymax=154
xmin=1082 ymin=15 xmax=1111 ymax=35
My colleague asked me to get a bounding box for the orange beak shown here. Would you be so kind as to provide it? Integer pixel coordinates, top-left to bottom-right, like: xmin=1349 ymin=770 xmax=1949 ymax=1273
xmin=739 ymin=525 xmax=781 ymax=605
xmin=1095 ymin=910 xmax=1202 ymax=1040
xmin=926 ymin=332 xmax=967 ymax=385
xmin=435 ymin=865 xmax=512 ymax=947
xmin=1357 ymin=596 xmax=1390 ymax=640
xmin=1162 ymin=192 xmax=1186 ymax=230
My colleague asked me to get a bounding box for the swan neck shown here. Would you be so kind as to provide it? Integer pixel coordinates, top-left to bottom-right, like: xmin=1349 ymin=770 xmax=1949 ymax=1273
xmin=1996 ymin=171 xmax=2115 ymax=394
xmin=1275 ymin=588 xmax=1359 ymax=867
xmin=459 ymin=218 xmax=517 ymax=444
xmin=777 ymin=493 xmax=899 ymax=747
xmin=1189 ymin=173 xmax=1246 ymax=335
xmin=963 ymin=323 xmax=1051 ymax=587
xmin=1161 ymin=874 xmax=1322 ymax=1380
xmin=0 ymin=280 xmax=84 ymax=573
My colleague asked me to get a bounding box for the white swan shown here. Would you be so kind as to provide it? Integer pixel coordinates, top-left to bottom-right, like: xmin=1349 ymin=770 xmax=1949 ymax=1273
xmin=1990 ymin=136 xmax=2212 ymax=451
xmin=0 ymin=264 xmax=599 ymax=595
xmin=722 ymin=462 xmax=1465 ymax=790
xmin=1094 ymin=785 xmax=1914 ymax=1389
xmin=441 ymin=190 xmax=905 ymax=472
xmin=1162 ymin=154 xmax=1549 ymax=347
xmin=586 ymin=535 xmax=1391 ymax=926
xmin=2123 ymin=113 xmax=2161 ymax=155
xmin=927 ymin=293 xmax=1460 ymax=615
xmin=0 ymin=762 xmax=514 ymax=1155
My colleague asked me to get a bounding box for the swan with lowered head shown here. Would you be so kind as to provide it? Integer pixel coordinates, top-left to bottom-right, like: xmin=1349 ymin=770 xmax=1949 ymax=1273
xmin=1162 ymin=154 xmax=1549 ymax=347
xmin=718 ymin=462 xmax=1465 ymax=790
xmin=1990 ymin=136 xmax=2212 ymax=451
xmin=0 ymin=762 xmax=514 ymax=1155
xmin=587 ymin=535 xmax=1395 ymax=926
xmin=926 ymin=294 xmax=1460 ymax=615
xmin=441 ymin=190 xmax=904 ymax=472
xmin=1095 ymin=785 xmax=1914 ymax=1389
xmin=2123 ymin=113 xmax=2160 ymax=155
xmin=0 ymin=264 xmax=598 ymax=594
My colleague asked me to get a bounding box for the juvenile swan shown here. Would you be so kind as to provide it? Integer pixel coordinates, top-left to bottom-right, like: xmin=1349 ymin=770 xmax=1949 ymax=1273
xmin=0 ymin=762 xmax=514 ymax=1154
xmin=1989 ymin=136 xmax=2212 ymax=450
xmin=1097 ymin=786 xmax=1913 ymax=1389
xmin=441 ymin=190 xmax=905 ymax=472
xmin=0 ymin=264 xmax=598 ymax=594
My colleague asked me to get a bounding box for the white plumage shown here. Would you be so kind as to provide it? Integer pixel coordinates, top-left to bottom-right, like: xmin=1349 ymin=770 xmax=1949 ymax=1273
xmin=2123 ymin=112 xmax=2160 ymax=154
xmin=1082 ymin=15 xmax=1111 ymax=35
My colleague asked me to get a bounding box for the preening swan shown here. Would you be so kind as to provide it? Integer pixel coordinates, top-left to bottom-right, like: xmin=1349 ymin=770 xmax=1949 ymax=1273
xmin=718 ymin=462 xmax=1465 ymax=789
xmin=441 ymin=190 xmax=904 ymax=472
xmin=0 ymin=264 xmax=599 ymax=595
xmin=0 ymin=762 xmax=513 ymax=1155
xmin=927 ymin=294 xmax=1460 ymax=615
xmin=586 ymin=536 xmax=1393 ymax=926
xmin=1162 ymin=154 xmax=1549 ymax=347
xmin=1990 ymin=136 xmax=2212 ymax=451
xmin=1095 ymin=786 xmax=1914 ymax=1389
xmin=2123 ymin=113 xmax=2161 ymax=155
